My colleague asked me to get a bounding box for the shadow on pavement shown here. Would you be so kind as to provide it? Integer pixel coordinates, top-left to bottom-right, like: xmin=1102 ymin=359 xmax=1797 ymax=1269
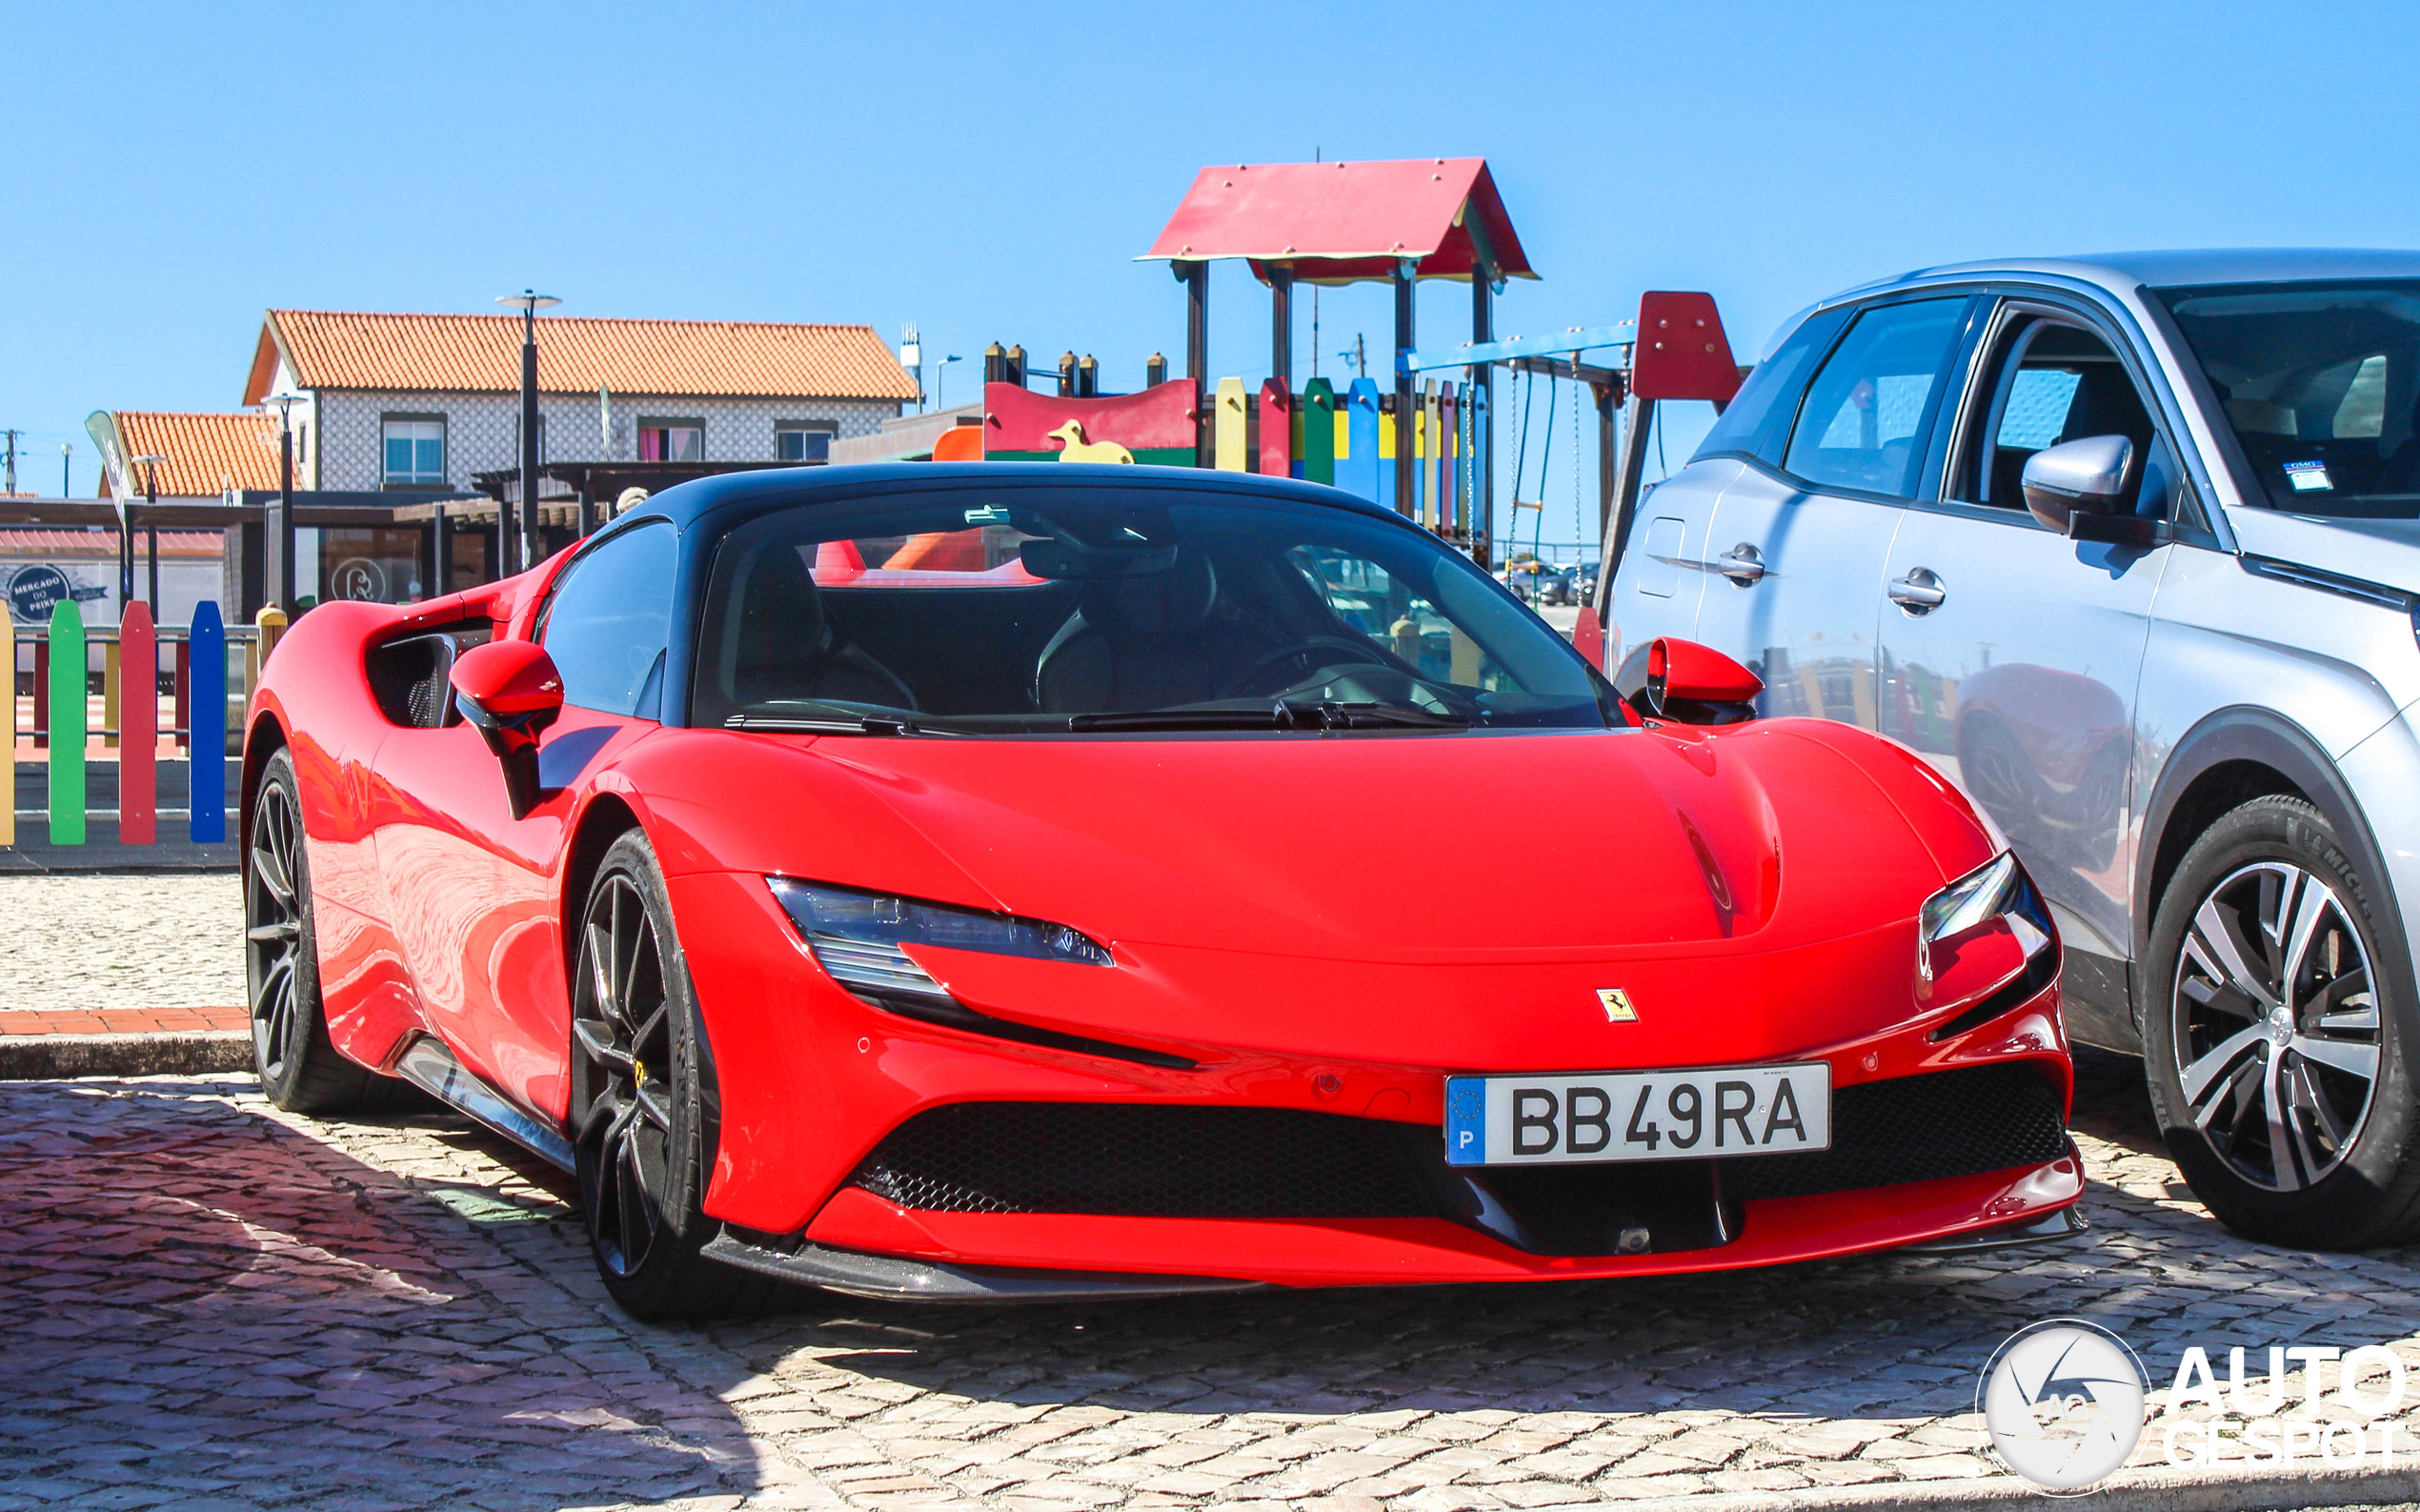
xmin=0 ymin=1077 xmax=768 ymax=1511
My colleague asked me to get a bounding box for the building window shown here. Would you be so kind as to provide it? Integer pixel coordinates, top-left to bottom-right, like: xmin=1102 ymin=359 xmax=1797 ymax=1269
xmin=637 ymin=419 xmax=703 ymax=461
xmin=775 ymin=421 xmax=837 ymax=463
xmin=381 ymin=417 xmax=446 ymax=487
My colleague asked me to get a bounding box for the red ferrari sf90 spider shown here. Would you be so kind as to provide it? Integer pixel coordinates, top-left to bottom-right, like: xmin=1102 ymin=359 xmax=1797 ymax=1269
xmin=242 ymin=464 xmax=2082 ymax=1319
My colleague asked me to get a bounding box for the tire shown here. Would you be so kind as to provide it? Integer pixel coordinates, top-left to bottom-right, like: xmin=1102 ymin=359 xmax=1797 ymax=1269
xmin=569 ymin=830 xmax=789 ymax=1320
xmin=2144 ymin=795 xmax=2420 ymax=1247
xmin=248 ymin=748 xmax=417 ymax=1114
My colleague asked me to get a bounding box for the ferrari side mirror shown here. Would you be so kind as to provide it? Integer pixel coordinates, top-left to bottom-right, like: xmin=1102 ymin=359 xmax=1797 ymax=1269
xmin=450 ymin=640 xmax=564 ymax=817
xmin=1616 ymin=637 xmax=1763 ymax=725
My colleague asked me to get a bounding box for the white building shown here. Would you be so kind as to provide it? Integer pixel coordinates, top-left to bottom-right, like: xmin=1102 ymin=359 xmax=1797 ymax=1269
xmin=240 ymin=309 xmax=920 ymax=493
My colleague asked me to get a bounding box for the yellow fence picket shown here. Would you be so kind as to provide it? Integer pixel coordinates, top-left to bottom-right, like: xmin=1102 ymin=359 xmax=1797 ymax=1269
xmin=1213 ymin=377 xmax=1248 ymax=472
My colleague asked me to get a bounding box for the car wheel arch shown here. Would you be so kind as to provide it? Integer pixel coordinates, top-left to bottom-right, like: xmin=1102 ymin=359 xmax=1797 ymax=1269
xmin=238 ymin=712 xmax=289 ymax=890
xmin=2135 ymin=706 xmax=2416 ymax=1038
xmin=558 ymin=800 xmax=728 ymax=1178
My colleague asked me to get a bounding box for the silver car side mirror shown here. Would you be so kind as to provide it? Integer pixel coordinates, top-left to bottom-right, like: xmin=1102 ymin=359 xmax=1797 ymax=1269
xmin=2021 ymin=434 xmax=2134 ymax=533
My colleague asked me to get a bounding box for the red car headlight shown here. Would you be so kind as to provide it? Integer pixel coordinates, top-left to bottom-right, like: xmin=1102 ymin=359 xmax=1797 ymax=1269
xmin=1918 ymin=850 xmax=2054 ymax=989
xmin=767 ymin=877 xmax=1110 ymax=1008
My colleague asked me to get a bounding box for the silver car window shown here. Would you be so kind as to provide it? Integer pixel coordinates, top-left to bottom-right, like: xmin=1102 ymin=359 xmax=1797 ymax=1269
xmin=1783 ymin=298 xmax=1967 ymax=498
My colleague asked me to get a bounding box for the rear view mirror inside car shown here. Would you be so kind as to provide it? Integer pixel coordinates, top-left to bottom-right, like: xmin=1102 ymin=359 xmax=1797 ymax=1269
xmin=1018 ymin=537 xmax=1180 ymax=578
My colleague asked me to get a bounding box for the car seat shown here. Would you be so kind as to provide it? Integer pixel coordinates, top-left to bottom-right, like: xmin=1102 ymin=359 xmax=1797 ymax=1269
xmin=728 ymin=544 xmax=919 ymax=712
xmin=1033 ymin=550 xmax=1236 ymax=713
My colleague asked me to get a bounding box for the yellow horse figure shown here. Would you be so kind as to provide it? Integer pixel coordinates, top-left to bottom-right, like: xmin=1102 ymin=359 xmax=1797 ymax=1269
xmin=1048 ymin=420 xmax=1135 ymax=464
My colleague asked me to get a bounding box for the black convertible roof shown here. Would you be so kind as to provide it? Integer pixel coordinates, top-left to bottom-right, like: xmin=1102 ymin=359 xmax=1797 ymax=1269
xmin=618 ymin=461 xmax=1407 ymax=537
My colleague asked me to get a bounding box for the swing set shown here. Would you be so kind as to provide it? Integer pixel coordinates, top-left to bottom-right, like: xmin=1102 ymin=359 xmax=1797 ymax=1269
xmin=1398 ymin=291 xmax=1749 ymax=653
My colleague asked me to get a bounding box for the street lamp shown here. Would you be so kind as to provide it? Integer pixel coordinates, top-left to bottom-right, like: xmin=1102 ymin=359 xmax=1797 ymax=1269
xmin=932 ymin=353 xmax=964 ymax=412
xmin=496 ymin=291 xmax=561 ymax=577
xmin=261 ymin=392 xmax=305 ymax=613
xmin=127 ymin=454 xmax=166 ymax=615
xmin=60 ymin=443 xmax=71 ymax=498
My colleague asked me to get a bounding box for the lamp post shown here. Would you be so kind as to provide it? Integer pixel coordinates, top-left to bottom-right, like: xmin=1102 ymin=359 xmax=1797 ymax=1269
xmin=496 ymin=291 xmax=561 ymax=576
xmin=60 ymin=443 xmax=71 ymax=499
xmin=126 ymin=454 xmax=166 ymax=615
xmin=261 ymin=393 xmax=303 ymax=613
xmin=933 ymin=353 xmax=963 ymax=412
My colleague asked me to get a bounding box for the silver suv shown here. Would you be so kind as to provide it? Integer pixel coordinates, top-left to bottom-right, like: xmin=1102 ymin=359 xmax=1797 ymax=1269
xmin=1605 ymin=251 xmax=2420 ymax=1248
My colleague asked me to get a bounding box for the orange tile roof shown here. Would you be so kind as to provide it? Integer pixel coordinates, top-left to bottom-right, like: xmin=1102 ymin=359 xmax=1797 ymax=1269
xmin=247 ymin=310 xmax=919 ymax=404
xmin=110 ymin=412 xmax=279 ymax=497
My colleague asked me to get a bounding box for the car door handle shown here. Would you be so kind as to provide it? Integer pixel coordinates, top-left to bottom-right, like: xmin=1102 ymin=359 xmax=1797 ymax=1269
xmin=1710 ymin=544 xmax=1766 ymax=584
xmin=1887 ymin=570 xmax=1946 ymax=611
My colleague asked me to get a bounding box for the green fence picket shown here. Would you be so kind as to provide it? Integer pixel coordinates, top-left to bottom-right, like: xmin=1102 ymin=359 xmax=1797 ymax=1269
xmin=1301 ymin=378 xmax=1337 ymax=486
xmin=47 ymin=599 xmax=85 ymax=845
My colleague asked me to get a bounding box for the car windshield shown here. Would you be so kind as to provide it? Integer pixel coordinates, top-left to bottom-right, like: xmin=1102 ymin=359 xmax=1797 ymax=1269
xmin=2158 ymin=279 xmax=2420 ymax=516
xmin=691 ymin=487 xmax=1612 ymax=735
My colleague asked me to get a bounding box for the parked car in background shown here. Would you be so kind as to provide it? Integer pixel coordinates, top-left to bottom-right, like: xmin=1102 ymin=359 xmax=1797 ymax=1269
xmin=244 ymin=464 xmax=2082 ymax=1320
xmin=1604 ymin=250 xmax=2420 ymax=1249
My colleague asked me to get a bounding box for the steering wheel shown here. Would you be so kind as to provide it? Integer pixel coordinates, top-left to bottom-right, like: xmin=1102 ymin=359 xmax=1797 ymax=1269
xmin=1224 ymin=635 xmax=1396 ymax=697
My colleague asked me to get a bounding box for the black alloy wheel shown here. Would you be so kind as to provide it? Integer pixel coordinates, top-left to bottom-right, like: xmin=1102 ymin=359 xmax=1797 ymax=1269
xmin=2146 ymin=796 xmax=2420 ymax=1247
xmin=247 ymin=748 xmax=408 ymax=1113
xmin=569 ymin=830 xmax=781 ymax=1319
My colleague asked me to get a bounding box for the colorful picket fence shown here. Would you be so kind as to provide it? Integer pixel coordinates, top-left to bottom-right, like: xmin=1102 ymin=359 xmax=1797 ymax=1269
xmin=6 ymin=598 xmax=252 ymax=849
xmin=992 ymin=372 xmax=1479 ymax=537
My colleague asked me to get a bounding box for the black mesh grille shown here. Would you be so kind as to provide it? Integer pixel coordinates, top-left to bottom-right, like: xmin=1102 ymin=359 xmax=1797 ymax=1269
xmin=1721 ymin=1062 xmax=2067 ymax=1201
xmin=851 ymin=1102 xmax=1433 ymax=1218
xmin=851 ymin=1063 xmax=2067 ymax=1227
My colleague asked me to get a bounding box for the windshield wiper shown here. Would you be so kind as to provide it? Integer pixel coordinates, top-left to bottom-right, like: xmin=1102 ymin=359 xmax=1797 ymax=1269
xmin=1305 ymin=701 xmax=1470 ymax=730
xmin=725 ymin=713 xmax=958 ymax=736
xmin=1065 ymin=709 xmax=1289 ymax=733
xmin=1065 ymin=701 xmax=1469 ymax=734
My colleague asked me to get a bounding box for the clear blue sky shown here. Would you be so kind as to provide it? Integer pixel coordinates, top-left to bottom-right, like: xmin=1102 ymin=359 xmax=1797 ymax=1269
xmin=8 ymin=0 xmax=2419 ymax=554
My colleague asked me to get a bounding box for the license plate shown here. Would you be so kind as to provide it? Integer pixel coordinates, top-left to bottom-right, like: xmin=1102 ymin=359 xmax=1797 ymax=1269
xmin=1443 ymin=1062 xmax=1831 ymax=1166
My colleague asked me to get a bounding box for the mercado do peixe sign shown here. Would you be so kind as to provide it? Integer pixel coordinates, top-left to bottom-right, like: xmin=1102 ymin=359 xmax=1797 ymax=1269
xmin=6 ymin=564 xmax=111 ymax=625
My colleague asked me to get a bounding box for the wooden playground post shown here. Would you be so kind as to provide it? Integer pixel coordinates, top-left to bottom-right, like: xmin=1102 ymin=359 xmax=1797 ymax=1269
xmin=47 ymin=600 xmax=85 ymax=845
xmin=1182 ymin=262 xmax=1210 ymax=467
xmin=1393 ymin=260 xmax=1417 ymax=518
xmin=1268 ymin=263 xmax=1293 ymax=393
xmin=190 ymin=601 xmax=227 ymax=844
xmin=120 ymin=602 xmax=155 ymax=845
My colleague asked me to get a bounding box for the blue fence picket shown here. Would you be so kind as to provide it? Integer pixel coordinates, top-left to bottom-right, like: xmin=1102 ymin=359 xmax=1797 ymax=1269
xmin=1341 ymin=378 xmax=1381 ymax=503
xmin=190 ymin=600 xmax=226 ymax=844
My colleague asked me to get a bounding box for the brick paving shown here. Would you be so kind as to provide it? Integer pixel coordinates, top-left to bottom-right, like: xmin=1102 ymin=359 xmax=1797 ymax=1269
xmin=0 ymin=1004 xmax=247 ymax=1036
xmin=5 ymin=1055 xmax=2420 ymax=1511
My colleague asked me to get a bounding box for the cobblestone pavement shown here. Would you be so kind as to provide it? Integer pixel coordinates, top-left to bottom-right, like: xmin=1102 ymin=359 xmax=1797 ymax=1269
xmin=8 ymin=1054 xmax=2420 ymax=1511
xmin=0 ymin=874 xmax=243 ymax=1014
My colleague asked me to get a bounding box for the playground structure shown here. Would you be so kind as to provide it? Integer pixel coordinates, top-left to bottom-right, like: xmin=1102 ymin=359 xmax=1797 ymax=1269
xmin=970 ymin=157 xmax=1748 ymax=578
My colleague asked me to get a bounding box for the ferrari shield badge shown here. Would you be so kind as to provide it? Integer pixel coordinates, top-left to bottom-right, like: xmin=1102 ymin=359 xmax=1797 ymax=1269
xmin=1598 ymin=988 xmax=1638 ymax=1022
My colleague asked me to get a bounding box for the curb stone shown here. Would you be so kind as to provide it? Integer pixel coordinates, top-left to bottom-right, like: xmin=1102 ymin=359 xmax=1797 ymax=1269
xmin=1600 ymin=1464 xmax=2420 ymax=1511
xmin=0 ymin=1030 xmax=250 ymax=1079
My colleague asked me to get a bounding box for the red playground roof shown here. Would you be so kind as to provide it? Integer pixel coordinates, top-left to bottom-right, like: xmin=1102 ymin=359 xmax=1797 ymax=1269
xmin=1141 ymin=158 xmax=1536 ymax=287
